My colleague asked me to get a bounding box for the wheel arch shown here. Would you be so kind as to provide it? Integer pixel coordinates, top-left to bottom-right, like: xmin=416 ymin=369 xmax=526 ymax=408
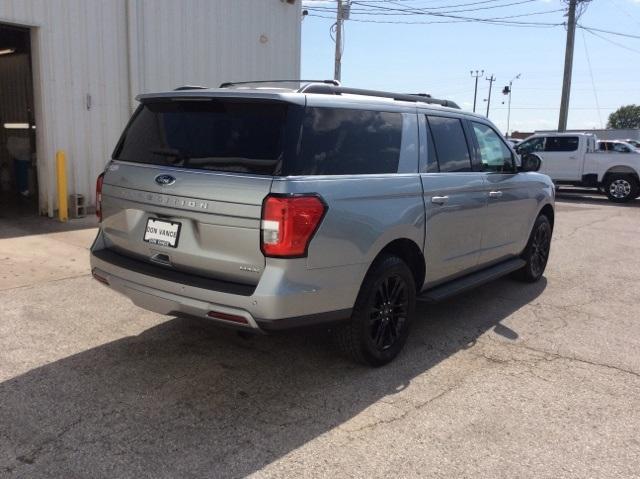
xmin=371 ymin=238 xmax=426 ymax=291
xmin=601 ymin=166 xmax=640 ymax=185
xmin=538 ymin=203 xmax=555 ymax=230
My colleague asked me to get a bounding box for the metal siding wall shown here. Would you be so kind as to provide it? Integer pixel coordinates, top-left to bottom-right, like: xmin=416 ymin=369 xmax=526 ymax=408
xmin=129 ymin=0 xmax=302 ymax=96
xmin=0 ymin=0 xmax=130 ymax=216
xmin=1 ymin=0 xmax=301 ymax=215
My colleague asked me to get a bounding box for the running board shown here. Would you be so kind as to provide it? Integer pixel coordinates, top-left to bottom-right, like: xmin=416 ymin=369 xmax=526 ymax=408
xmin=418 ymin=258 xmax=526 ymax=303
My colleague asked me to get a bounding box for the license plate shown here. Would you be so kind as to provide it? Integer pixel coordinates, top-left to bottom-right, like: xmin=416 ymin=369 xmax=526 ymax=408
xmin=143 ymin=218 xmax=181 ymax=248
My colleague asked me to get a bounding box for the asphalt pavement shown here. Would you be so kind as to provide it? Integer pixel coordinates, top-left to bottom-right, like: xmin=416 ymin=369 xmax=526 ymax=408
xmin=1 ymin=190 xmax=639 ymax=478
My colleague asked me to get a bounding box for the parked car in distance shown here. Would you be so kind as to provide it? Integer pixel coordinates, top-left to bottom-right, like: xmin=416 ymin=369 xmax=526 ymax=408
xmin=624 ymin=139 xmax=640 ymax=149
xmin=597 ymin=140 xmax=640 ymax=153
xmin=516 ymin=133 xmax=640 ymax=202
xmin=90 ymin=81 xmax=555 ymax=366
xmin=506 ymin=138 xmax=522 ymax=147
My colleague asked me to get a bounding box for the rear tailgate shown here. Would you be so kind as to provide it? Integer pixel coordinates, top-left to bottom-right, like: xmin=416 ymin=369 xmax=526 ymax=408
xmin=98 ymin=97 xmax=294 ymax=286
xmin=101 ymin=165 xmax=271 ymax=285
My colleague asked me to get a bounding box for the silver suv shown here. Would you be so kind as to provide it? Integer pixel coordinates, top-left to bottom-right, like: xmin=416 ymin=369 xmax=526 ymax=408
xmin=90 ymin=81 xmax=554 ymax=366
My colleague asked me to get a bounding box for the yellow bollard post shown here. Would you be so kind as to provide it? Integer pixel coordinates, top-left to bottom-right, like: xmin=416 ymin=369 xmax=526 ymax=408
xmin=56 ymin=150 xmax=68 ymax=222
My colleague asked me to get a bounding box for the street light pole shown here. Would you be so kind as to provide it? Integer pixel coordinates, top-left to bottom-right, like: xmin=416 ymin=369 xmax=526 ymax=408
xmin=470 ymin=70 xmax=484 ymax=113
xmin=505 ymin=74 xmax=521 ymax=138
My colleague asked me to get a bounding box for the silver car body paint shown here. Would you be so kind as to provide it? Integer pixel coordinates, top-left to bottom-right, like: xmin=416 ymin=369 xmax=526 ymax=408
xmin=90 ymin=87 xmax=554 ymax=330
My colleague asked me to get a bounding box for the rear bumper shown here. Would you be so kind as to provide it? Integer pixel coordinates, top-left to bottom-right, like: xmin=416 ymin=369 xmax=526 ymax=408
xmin=90 ymin=232 xmax=361 ymax=331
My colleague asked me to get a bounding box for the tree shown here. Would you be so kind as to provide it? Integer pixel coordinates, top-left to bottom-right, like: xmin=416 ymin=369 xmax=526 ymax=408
xmin=607 ymin=105 xmax=640 ymax=129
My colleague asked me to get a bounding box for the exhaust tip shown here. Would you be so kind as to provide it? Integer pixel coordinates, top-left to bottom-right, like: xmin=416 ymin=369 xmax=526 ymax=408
xmin=91 ymin=269 xmax=109 ymax=285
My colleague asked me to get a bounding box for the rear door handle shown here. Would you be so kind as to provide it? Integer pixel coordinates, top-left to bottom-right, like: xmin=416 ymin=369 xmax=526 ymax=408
xmin=488 ymin=191 xmax=503 ymax=199
xmin=431 ymin=195 xmax=449 ymax=205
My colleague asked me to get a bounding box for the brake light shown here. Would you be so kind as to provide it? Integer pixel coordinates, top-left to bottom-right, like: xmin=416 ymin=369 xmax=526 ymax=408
xmin=261 ymin=195 xmax=326 ymax=257
xmin=96 ymin=173 xmax=105 ymax=221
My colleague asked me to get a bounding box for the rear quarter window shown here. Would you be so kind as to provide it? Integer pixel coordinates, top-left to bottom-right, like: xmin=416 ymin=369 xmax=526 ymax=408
xmin=292 ymin=107 xmax=403 ymax=175
xmin=545 ymin=136 xmax=579 ymax=152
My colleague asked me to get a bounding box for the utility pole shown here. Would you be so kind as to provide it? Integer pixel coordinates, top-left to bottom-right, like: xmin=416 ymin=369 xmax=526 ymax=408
xmin=470 ymin=70 xmax=484 ymax=113
xmin=558 ymin=0 xmax=579 ymax=131
xmin=485 ymin=74 xmax=496 ymax=118
xmin=334 ymin=0 xmax=345 ymax=82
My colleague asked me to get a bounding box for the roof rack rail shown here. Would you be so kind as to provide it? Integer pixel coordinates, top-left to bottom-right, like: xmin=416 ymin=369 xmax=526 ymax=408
xmin=174 ymin=85 xmax=209 ymax=91
xmin=219 ymin=79 xmax=340 ymax=88
xmin=299 ymin=84 xmax=460 ymax=109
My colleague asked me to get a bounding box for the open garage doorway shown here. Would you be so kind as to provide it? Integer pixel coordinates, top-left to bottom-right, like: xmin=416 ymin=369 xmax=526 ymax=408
xmin=0 ymin=24 xmax=37 ymax=218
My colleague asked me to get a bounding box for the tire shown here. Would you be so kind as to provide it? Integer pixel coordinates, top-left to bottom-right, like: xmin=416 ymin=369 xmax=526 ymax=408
xmin=604 ymin=174 xmax=639 ymax=203
xmin=335 ymin=255 xmax=416 ymax=367
xmin=512 ymin=214 xmax=552 ymax=283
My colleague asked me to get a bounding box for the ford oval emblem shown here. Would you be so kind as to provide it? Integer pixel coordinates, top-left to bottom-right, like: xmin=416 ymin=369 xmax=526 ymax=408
xmin=155 ymin=174 xmax=176 ymax=186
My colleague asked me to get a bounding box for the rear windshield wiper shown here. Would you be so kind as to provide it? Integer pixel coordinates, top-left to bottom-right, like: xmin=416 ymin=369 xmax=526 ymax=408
xmin=150 ymin=148 xmax=191 ymax=166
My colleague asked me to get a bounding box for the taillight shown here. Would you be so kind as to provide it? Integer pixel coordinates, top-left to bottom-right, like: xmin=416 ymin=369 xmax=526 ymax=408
xmin=261 ymin=194 xmax=326 ymax=258
xmin=96 ymin=173 xmax=105 ymax=222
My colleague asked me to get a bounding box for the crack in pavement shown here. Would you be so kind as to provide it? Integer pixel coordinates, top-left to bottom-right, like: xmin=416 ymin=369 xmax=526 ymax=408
xmin=0 ymin=273 xmax=91 ymax=293
xmin=475 ymin=338 xmax=640 ymax=380
xmin=13 ymin=417 xmax=84 ymax=468
xmin=345 ymin=382 xmax=464 ymax=434
xmin=558 ymin=211 xmax=625 ymax=239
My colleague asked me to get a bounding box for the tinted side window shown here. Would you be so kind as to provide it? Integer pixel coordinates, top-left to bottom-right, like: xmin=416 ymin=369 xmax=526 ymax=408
xmin=425 ymin=123 xmax=439 ymax=173
xmin=517 ymin=137 xmax=545 ymax=154
xmin=471 ymin=122 xmax=514 ymax=172
xmin=545 ymin=136 xmax=579 ymax=152
xmin=427 ymin=116 xmax=471 ymax=172
xmin=612 ymin=143 xmax=630 ymax=153
xmin=295 ymin=108 xmax=402 ymax=175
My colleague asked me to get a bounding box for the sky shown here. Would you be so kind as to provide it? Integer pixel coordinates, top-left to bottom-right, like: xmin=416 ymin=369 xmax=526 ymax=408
xmin=300 ymin=0 xmax=640 ymax=134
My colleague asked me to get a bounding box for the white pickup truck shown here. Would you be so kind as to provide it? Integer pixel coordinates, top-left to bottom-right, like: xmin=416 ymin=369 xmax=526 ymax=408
xmin=516 ymin=133 xmax=640 ymax=202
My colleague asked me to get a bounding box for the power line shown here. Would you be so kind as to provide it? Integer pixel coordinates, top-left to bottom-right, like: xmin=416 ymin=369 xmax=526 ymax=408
xmin=306 ymin=12 xmax=562 ymax=27
xmin=353 ymin=0 xmax=541 ymax=14
xmin=580 ymin=29 xmax=603 ymax=129
xmin=308 ymin=0 xmax=565 ymax=25
xmin=306 ymin=5 xmax=564 ymax=20
xmin=576 ymin=24 xmax=640 ymax=40
xmin=579 ymin=27 xmax=640 ymax=55
xmin=609 ymin=0 xmax=640 ymax=29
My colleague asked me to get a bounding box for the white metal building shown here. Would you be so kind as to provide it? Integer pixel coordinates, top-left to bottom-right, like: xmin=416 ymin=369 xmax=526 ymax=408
xmin=0 ymin=0 xmax=302 ymax=217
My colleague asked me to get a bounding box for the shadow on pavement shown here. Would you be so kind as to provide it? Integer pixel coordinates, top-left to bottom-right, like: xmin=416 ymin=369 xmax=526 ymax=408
xmin=555 ymin=188 xmax=640 ymax=208
xmin=0 ymin=277 xmax=546 ymax=477
xmin=0 ymin=215 xmax=97 ymax=240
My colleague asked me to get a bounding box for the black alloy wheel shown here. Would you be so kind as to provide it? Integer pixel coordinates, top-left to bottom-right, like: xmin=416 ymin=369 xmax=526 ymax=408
xmin=369 ymin=274 xmax=409 ymax=351
xmin=335 ymin=255 xmax=416 ymax=366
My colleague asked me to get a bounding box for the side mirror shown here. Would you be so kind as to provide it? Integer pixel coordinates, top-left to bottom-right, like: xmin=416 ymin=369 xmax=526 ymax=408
xmin=519 ymin=153 xmax=542 ymax=172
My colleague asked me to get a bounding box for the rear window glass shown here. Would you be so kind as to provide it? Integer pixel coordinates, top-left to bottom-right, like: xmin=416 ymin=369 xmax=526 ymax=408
xmin=292 ymin=107 xmax=403 ymax=175
xmin=114 ymin=100 xmax=289 ymax=175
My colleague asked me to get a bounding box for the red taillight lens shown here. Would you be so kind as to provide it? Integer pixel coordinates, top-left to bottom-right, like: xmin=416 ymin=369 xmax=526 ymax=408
xmin=261 ymin=195 xmax=326 ymax=257
xmin=207 ymin=311 xmax=249 ymax=325
xmin=96 ymin=173 xmax=105 ymax=221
